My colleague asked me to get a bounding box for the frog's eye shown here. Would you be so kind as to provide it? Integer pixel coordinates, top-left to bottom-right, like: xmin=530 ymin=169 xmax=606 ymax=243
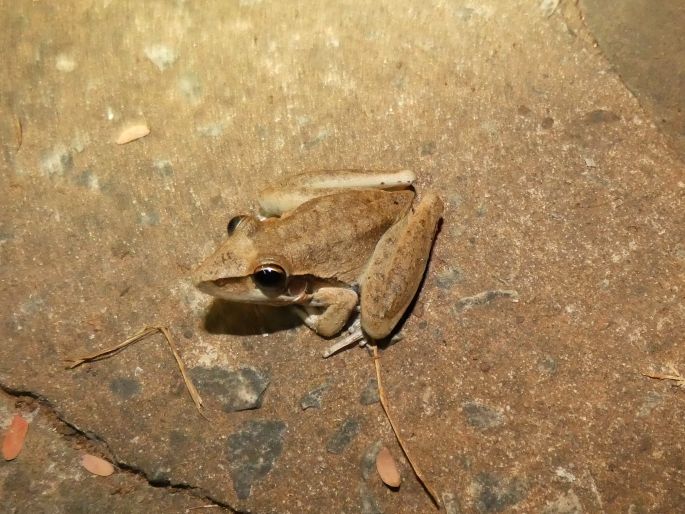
xmin=227 ymin=215 xmax=247 ymax=236
xmin=253 ymin=264 xmax=287 ymax=293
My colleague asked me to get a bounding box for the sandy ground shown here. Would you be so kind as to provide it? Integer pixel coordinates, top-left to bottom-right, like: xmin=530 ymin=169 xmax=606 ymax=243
xmin=1 ymin=1 xmax=683 ymax=513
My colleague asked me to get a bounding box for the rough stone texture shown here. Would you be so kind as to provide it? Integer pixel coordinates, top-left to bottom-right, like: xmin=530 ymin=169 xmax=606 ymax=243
xmin=359 ymin=377 xmax=380 ymax=405
xmin=1 ymin=0 xmax=684 ymax=512
xmin=226 ymin=420 xmax=286 ymax=500
xmin=581 ymin=0 xmax=685 ymax=160
xmin=461 ymin=401 xmax=505 ymax=430
xmin=300 ymin=382 xmax=329 ymax=410
xmin=0 ymin=391 xmax=208 ymax=513
xmin=326 ymin=417 xmax=363 ymax=455
xmin=190 ymin=366 xmax=270 ymax=412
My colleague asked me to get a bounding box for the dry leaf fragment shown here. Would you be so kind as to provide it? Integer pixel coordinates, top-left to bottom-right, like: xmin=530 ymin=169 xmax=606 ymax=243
xmin=116 ymin=123 xmax=150 ymax=144
xmin=66 ymin=326 xmax=204 ymax=413
xmin=376 ymin=446 xmax=401 ymax=488
xmin=642 ymin=364 xmax=685 ymax=389
xmin=13 ymin=114 xmax=22 ymax=150
xmin=2 ymin=414 xmax=29 ymax=461
xmin=81 ymin=453 xmax=115 ymax=476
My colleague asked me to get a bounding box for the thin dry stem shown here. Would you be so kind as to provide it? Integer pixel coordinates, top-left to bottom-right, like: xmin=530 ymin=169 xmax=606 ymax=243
xmin=372 ymin=345 xmax=440 ymax=509
xmin=186 ymin=505 xmax=220 ymax=512
xmin=642 ymin=363 xmax=685 ymax=388
xmin=158 ymin=326 xmax=204 ymax=411
xmin=66 ymin=326 xmax=204 ymax=412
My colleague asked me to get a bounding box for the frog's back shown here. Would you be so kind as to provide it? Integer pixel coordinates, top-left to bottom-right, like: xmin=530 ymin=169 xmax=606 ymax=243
xmin=256 ymin=189 xmax=414 ymax=283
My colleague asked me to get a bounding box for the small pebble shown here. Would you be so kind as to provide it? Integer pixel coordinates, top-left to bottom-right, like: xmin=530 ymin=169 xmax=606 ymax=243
xmin=116 ymin=123 xmax=150 ymax=145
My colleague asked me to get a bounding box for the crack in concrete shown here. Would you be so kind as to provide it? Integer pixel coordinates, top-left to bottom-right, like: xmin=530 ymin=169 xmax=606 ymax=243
xmin=0 ymin=382 xmax=239 ymax=513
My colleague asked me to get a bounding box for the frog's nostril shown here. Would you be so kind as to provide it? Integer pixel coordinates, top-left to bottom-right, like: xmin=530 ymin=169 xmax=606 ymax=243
xmin=213 ymin=277 xmax=231 ymax=287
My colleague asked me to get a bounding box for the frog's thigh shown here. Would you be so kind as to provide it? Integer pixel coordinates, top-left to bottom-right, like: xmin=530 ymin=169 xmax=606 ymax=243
xmin=259 ymin=170 xmax=416 ymax=216
xmin=295 ymin=287 xmax=358 ymax=338
xmin=361 ymin=193 xmax=443 ymax=339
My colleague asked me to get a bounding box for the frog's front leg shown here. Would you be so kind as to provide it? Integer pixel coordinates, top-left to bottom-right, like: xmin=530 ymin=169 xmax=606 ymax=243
xmin=293 ymin=287 xmax=358 ymax=337
xmin=259 ymin=169 xmax=416 ymax=216
xmin=360 ymin=193 xmax=443 ymax=339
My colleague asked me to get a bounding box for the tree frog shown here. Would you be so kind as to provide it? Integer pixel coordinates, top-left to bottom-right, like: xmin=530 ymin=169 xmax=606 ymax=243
xmin=192 ymin=170 xmax=443 ymax=357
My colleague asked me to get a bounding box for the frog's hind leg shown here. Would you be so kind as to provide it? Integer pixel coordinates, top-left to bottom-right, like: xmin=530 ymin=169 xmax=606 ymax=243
xmin=259 ymin=170 xmax=416 ymax=216
xmin=360 ymin=193 xmax=443 ymax=340
xmin=291 ymin=287 xmax=359 ymax=338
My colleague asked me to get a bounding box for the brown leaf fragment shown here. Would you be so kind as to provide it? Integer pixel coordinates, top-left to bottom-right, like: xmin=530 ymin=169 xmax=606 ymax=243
xmin=376 ymin=446 xmax=401 ymax=488
xmin=81 ymin=453 xmax=115 ymax=476
xmin=2 ymin=414 xmax=29 ymax=461
xmin=116 ymin=122 xmax=150 ymax=144
xmin=13 ymin=114 xmax=22 ymax=150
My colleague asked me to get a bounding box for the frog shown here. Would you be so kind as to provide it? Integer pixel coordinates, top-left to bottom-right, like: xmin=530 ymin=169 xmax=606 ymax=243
xmin=192 ymin=169 xmax=443 ymax=357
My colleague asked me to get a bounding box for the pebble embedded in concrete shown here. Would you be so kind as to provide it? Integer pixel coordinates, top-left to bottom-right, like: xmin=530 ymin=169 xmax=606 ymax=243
xmin=227 ymin=420 xmax=286 ymax=500
xmin=462 ymin=401 xmax=505 ymax=430
xmin=190 ymin=366 xmax=270 ymax=412
xmin=326 ymin=417 xmax=362 ymax=454
xmin=472 ymin=472 xmax=527 ymax=513
xmin=359 ymin=378 xmax=379 ymax=405
xmin=300 ymin=383 xmax=330 ymax=410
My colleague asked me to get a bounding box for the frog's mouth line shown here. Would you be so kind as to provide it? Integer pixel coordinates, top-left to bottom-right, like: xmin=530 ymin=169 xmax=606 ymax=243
xmin=196 ymin=274 xmax=354 ymax=306
xmin=196 ymin=278 xmax=301 ymax=305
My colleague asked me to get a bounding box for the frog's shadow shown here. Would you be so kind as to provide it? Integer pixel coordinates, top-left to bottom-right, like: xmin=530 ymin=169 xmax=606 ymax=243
xmin=203 ymin=299 xmax=303 ymax=336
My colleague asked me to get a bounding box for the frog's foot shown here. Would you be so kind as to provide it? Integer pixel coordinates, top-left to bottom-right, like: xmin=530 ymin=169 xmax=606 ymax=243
xmin=292 ymin=287 xmax=358 ymax=338
xmin=322 ymin=325 xmax=366 ymax=358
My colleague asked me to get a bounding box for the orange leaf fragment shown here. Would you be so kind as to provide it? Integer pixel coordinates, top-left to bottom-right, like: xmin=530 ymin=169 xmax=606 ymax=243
xmin=116 ymin=123 xmax=150 ymax=144
xmin=376 ymin=446 xmax=401 ymax=488
xmin=81 ymin=454 xmax=115 ymax=476
xmin=2 ymin=414 xmax=29 ymax=461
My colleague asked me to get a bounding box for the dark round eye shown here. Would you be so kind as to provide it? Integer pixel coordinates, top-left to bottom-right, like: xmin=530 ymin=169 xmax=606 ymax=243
xmin=252 ymin=264 xmax=287 ymax=292
xmin=227 ymin=215 xmax=247 ymax=235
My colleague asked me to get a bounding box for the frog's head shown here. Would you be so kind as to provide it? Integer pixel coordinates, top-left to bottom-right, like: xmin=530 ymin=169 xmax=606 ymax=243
xmin=192 ymin=215 xmax=305 ymax=305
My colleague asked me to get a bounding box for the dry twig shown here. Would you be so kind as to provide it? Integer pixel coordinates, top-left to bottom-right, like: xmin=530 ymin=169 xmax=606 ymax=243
xmin=186 ymin=506 xmax=220 ymax=512
xmin=642 ymin=363 xmax=685 ymax=389
xmin=372 ymin=345 xmax=440 ymax=508
xmin=66 ymin=326 xmax=204 ymax=412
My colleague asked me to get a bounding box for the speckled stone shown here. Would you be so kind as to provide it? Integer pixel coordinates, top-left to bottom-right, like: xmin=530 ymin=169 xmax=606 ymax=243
xmin=190 ymin=366 xmax=270 ymax=412
xmin=360 ymin=439 xmax=383 ymax=480
xmin=300 ymin=382 xmax=330 ymax=410
xmin=462 ymin=402 xmax=505 ymax=430
xmin=359 ymin=378 xmax=379 ymax=405
xmin=109 ymin=377 xmax=141 ymax=399
xmin=359 ymin=482 xmax=382 ymax=514
xmin=227 ymin=420 xmax=287 ymax=500
xmin=327 ymin=417 xmax=362 ymax=454
xmin=472 ymin=473 xmax=527 ymax=513
xmin=541 ymin=490 xmax=583 ymax=514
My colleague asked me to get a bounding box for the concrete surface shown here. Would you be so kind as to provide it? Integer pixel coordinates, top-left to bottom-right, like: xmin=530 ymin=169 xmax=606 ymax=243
xmin=582 ymin=0 xmax=685 ymax=161
xmin=1 ymin=1 xmax=683 ymax=513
